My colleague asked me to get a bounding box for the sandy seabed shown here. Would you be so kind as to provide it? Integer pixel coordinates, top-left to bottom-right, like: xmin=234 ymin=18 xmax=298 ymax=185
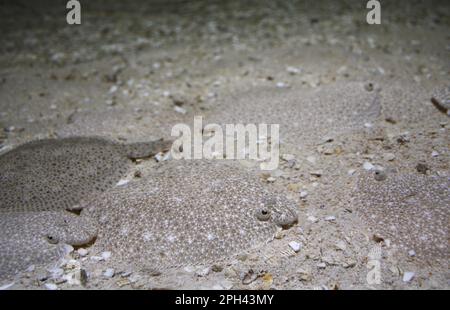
xmin=0 ymin=0 xmax=448 ymax=290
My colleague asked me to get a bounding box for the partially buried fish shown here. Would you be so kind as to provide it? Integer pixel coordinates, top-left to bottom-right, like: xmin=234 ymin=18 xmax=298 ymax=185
xmin=0 ymin=211 xmax=97 ymax=280
xmin=0 ymin=136 xmax=171 ymax=213
xmin=352 ymin=171 xmax=449 ymax=265
xmin=84 ymin=160 xmax=298 ymax=270
xmin=205 ymin=81 xmax=381 ymax=147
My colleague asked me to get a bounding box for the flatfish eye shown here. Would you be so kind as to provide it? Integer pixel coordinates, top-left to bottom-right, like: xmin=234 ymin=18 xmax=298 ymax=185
xmin=256 ymin=208 xmax=271 ymax=221
xmin=45 ymin=234 xmax=59 ymax=244
xmin=373 ymin=170 xmax=387 ymax=181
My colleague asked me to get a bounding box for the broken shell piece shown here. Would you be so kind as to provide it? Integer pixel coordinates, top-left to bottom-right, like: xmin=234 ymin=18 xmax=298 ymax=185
xmin=402 ymin=272 xmax=415 ymax=283
xmin=299 ymin=191 xmax=308 ymax=198
xmin=363 ymin=162 xmax=375 ymax=171
xmin=324 ymin=216 xmax=336 ymax=222
xmin=116 ymin=179 xmax=129 ymax=186
xmin=103 ymin=268 xmax=115 ymax=278
xmin=307 ymin=215 xmax=318 ymax=223
xmin=288 ymin=241 xmax=302 ymax=252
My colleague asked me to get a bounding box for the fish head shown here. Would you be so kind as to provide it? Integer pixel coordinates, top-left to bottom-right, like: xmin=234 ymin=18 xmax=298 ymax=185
xmin=254 ymin=197 xmax=298 ymax=228
xmin=42 ymin=212 xmax=97 ymax=246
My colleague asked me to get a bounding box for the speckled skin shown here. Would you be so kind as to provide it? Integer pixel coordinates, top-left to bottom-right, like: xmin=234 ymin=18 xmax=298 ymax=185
xmin=0 ymin=136 xmax=170 ymax=279
xmin=0 ymin=211 xmax=97 ymax=279
xmin=86 ymin=160 xmax=298 ymax=270
xmin=0 ymin=136 xmax=171 ymax=212
xmin=353 ymin=172 xmax=449 ymax=265
xmin=206 ymin=82 xmax=381 ymax=147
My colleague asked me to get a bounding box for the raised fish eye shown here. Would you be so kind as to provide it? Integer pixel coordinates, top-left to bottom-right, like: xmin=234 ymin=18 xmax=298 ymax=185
xmin=374 ymin=170 xmax=387 ymax=181
xmin=45 ymin=235 xmax=59 ymax=244
xmin=256 ymin=208 xmax=271 ymax=221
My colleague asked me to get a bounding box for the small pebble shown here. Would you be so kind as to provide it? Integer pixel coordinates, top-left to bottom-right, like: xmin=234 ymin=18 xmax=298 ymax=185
xmin=64 ymin=244 xmax=74 ymax=254
xmin=155 ymin=151 xmax=171 ymax=162
xmin=211 ymin=284 xmax=224 ymax=290
xmin=47 ymin=267 xmax=64 ymax=278
xmin=431 ymin=151 xmax=439 ymax=157
xmin=383 ymin=153 xmax=396 ymax=161
xmin=297 ymin=269 xmax=311 ymax=281
xmin=44 ymin=283 xmax=58 ymax=290
xmin=316 ymin=262 xmax=327 ymax=269
xmin=347 ymin=169 xmax=356 ymax=176
xmin=116 ymin=279 xmax=130 ymax=288
xmin=299 ymin=191 xmax=308 ymax=198
xmin=266 ymin=177 xmax=276 ymax=183
xmin=116 ymin=179 xmax=129 ymax=186
xmin=219 ymin=280 xmax=233 ymax=290
xmin=363 ymin=162 xmax=375 ymax=171
xmin=402 ymin=272 xmax=415 ymax=283
xmin=196 ymin=267 xmax=210 ymax=277
xmin=109 ymin=85 xmax=118 ymax=94
xmin=90 ymin=256 xmax=104 ymax=262
xmin=183 ymin=266 xmax=196 ymax=273
xmin=174 ymin=106 xmax=187 ymax=114
xmin=0 ymin=282 xmax=14 ymax=290
xmin=26 ymin=265 xmax=35 ymax=272
xmin=103 ymin=268 xmax=115 ymax=278
xmin=408 ymin=250 xmax=416 ymax=257
xmin=129 ymin=274 xmax=141 ymax=283
xmin=276 ymin=82 xmax=289 ymax=88
xmin=77 ymin=248 xmax=88 ymax=257
xmin=307 ymin=215 xmax=318 ymax=223
xmin=324 ymin=216 xmax=336 ymax=222
xmin=101 ymin=251 xmax=111 ymax=260
xmin=121 ymin=270 xmax=133 ymax=277
xmin=306 ymin=156 xmax=316 ymax=164
xmin=274 ymin=229 xmax=286 ymax=239
xmin=335 ymin=240 xmax=347 ymax=251
xmin=281 ymin=154 xmax=295 ymax=161
xmin=289 ymin=241 xmax=302 ymax=252
xmin=286 ymin=66 xmax=301 ymax=75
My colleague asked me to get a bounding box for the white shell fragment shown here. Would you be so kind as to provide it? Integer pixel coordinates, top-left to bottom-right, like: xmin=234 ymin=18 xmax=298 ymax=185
xmin=288 ymin=241 xmax=302 ymax=252
xmin=402 ymin=272 xmax=415 ymax=283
